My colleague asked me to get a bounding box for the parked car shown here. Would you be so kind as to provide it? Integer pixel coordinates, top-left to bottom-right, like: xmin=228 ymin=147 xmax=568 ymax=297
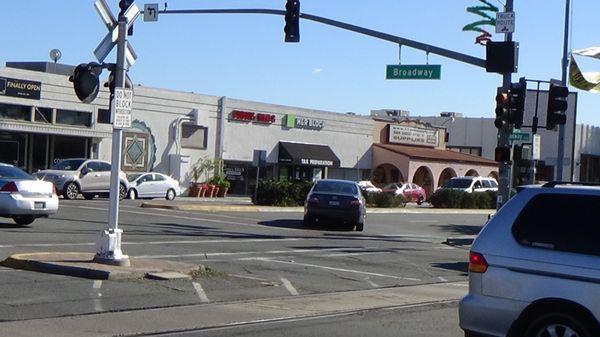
xmin=33 ymin=159 xmax=128 ymax=200
xmin=127 ymin=172 xmax=181 ymax=200
xmin=382 ymin=182 xmax=426 ymax=204
xmin=0 ymin=163 xmax=58 ymax=225
xmin=304 ymin=179 xmax=366 ymax=231
xmin=357 ymin=180 xmax=382 ymax=194
xmin=440 ymin=176 xmax=498 ymax=193
xmin=459 ymin=182 xmax=600 ymax=337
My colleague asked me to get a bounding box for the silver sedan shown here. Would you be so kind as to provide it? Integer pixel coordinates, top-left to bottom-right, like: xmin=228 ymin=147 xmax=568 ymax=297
xmin=0 ymin=163 xmax=59 ymax=225
xmin=127 ymin=172 xmax=181 ymax=200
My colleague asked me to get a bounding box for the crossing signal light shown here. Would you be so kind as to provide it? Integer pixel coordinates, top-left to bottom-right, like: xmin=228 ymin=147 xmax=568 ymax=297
xmin=508 ymin=77 xmax=527 ymax=128
xmin=284 ymin=0 xmax=300 ymax=42
xmin=546 ymin=84 xmax=568 ymax=130
xmin=495 ymin=146 xmax=511 ymax=163
xmin=69 ymin=63 xmax=103 ymax=103
xmin=494 ymin=91 xmax=509 ymax=129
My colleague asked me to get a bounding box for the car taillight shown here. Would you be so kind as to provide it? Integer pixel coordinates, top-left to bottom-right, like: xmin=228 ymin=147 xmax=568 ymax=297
xmin=0 ymin=182 xmax=18 ymax=193
xmin=469 ymin=251 xmax=488 ymax=273
xmin=350 ymin=199 xmax=361 ymax=206
xmin=308 ymin=196 xmax=319 ymax=204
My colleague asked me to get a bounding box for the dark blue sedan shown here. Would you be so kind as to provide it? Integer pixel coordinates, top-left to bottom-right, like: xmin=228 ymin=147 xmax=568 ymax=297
xmin=303 ymin=179 xmax=366 ymax=231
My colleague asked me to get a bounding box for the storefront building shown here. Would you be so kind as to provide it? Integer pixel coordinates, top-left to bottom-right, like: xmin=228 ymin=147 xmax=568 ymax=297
xmin=371 ymin=119 xmax=498 ymax=197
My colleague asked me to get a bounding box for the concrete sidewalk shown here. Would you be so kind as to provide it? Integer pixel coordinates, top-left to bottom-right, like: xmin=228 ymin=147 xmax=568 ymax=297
xmin=142 ymin=199 xmax=495 ymax=215
xmin=0 ymin=281 xmax=467 ymax=337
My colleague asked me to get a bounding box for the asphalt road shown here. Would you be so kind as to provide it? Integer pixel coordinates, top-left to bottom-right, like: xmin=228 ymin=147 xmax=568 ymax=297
xmin=0 ymin=198 xmax=486 ymax=335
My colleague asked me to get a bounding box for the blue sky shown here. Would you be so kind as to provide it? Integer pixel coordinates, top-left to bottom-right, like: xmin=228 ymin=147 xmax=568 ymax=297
xmin=1 ymin=1 xmax=599 ymax=125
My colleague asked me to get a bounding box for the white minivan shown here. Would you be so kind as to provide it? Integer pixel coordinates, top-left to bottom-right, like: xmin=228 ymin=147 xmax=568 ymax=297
xmin=440 ymin=176 xmax=498 ymax=193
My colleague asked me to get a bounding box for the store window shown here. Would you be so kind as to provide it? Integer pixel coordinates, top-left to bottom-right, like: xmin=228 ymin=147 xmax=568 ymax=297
xmin=181 ymin=124 xmax=207 ymax=149
xmin=0 ymin=103 xmax=30 ymax=121
xmin=56 ymin=109 xmax=92 ymax=127
xmin=34 ymin=107 xmax=52 ymax=123
xmin=97 ymin=108 xmax=111 ymax=124
xmin=52 ymin=136 xmax=89 ymax=165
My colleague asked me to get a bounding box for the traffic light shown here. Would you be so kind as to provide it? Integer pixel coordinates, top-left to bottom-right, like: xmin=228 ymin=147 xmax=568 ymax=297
xmin=284 ymin=0 xmax=300 ymax=42
xmin=546 ymin=84 xmax=569 ymax=130
xmin=69 ymin=63 xmax=103 ymax=103
xmin=508 ymin=77 xmax=526 ymax=128
xmin=494 ymin=91 xmax=509 ymax=129
xmin=119 ymin=0 xmax=134 ymax=36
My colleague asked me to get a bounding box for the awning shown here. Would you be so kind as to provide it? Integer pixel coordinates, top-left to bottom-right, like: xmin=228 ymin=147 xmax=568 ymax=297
xmin=279 ymin=141 xmax=340 ymax=167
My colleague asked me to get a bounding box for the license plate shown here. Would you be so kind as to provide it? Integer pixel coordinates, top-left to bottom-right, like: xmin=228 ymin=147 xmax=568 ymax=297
xmin=34 ymin=202 xmax=45 ymax=209
xmin=328 ymin=201 xmax=340 ymax=206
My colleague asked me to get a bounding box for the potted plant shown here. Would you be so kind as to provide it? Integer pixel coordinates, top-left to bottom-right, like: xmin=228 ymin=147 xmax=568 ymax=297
xmin=217 ymin=178 xmax=231 ymax=197
xmin=209 ymin=175 xmax=221 ymax=198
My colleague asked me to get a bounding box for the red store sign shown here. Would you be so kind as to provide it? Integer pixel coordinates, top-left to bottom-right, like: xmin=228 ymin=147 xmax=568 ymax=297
xmin=231 ymin=110 xmax=276 ymax=124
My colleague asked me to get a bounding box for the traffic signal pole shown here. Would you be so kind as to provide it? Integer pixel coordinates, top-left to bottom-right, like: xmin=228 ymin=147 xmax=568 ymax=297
xmin=497 ymin=0 xmax=513 ymax=209
xmin=94 ymin=16 xmax=130 ymax=266
xmin=556 ymin=0 xmax=571 ymax=181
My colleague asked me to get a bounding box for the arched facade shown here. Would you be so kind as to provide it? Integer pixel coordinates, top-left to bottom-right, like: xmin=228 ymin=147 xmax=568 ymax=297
xmin=372 ymin=163 xmax=404 ymax=184
xmin=412 ymin=166 xmax=434 ymax=198
xmin=488 ymin=171 xmax=499 ymax=180
xmin=465 ymin=169 xmax=479 ymax=177
xmin=438 ymin=167 xmax=457 ymax=187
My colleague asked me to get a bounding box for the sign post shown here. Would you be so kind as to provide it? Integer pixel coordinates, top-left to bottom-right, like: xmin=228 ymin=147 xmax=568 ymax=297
xmin=93 ymin=0 xmax=139 ymax=266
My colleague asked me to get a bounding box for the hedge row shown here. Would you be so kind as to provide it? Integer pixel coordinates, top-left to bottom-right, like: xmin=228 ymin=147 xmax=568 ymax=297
xmin=364 ymin=192 xmax=406 ymax=208
xmin=253 ymin=180 xmax=314 ymax=206
xmin=429 ymin=189 xmax=496 ymax=209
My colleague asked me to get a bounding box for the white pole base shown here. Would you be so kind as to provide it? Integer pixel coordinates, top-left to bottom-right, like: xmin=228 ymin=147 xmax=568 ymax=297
xmin=94 ymin=228 xmax=130 ymax=267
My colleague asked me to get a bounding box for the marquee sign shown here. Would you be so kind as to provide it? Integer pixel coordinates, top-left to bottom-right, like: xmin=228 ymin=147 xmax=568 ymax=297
xmin=388 ymin=124 xmax=439 ymax=147
xmin=231 ymin=110 xmax=276 ymax=124
xmin=0 ymin=77 xmax=42 ymax=100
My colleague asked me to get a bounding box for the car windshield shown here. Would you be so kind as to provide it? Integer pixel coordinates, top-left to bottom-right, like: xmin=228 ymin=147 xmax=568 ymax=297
xmin=0 ymin=165 xmax=33 ymax=180
xmin=51 ymin=159 xmax=85 ymax=170
xmin=313 ymin=181 xmax=358 ymax=195
xmin=127 ymin=173 xmax=143 ymax=182
xmin=443 ymin=178 xmax=473 ymax=188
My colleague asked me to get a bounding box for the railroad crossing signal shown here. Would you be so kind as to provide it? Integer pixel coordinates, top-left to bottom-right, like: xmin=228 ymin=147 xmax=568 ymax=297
xmin=93 ymin=0 xmax=140 ymax=67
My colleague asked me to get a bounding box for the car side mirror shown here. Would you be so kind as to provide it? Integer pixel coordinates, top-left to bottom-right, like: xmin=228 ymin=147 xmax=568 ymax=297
xmin=137 ymin=180 xmax=144 ymax=186
xmin=81 ymin=168 xmax=91 ymax=175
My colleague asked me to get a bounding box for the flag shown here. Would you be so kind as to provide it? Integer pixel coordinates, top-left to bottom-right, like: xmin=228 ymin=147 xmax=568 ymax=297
xmin=569 ymin=50 xmax=600 ymax=93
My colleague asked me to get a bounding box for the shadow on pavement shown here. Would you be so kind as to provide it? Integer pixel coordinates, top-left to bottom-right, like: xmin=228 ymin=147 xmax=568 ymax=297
xmin=258 ymin=219 xmax=356 ymax=232
xmin=431 ymin=262 xmax=468 ymax=275
xmin=433 ymin=224 xmax=482 ymax=236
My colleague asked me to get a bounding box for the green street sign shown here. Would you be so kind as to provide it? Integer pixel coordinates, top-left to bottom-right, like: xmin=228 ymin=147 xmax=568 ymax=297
xmin=386 ymin=64 xmax=441 ymax=80
xmin=509 ymin=132 xmax=530 ymax=141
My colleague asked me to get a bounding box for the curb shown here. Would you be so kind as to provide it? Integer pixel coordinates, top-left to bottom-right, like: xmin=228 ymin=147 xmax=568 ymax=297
xmin=1 ymin=253 xmax=114 ymax=279
xmin=141 ymin=202 xmax=495 ymax=215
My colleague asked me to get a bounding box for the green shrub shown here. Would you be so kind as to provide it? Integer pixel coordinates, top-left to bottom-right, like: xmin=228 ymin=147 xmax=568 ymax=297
xmin=253 ymin=179 xmax=313 ymax=206
xmin=365 ymin=192 xmax=406 ymax=208
xmin=430 ymin=189 xmax=496 ymax=209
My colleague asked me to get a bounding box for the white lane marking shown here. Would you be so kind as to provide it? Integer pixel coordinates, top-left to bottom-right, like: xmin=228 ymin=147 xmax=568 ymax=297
xmin=192 ymin=282 xmax=210 ymax=303
xmin=321 ymin=252 xmax=390 ymax=258
xmin=60 ymin=205 xmax=299 ymax=232
xmin=118 ymin=205 xmax=263 ymax=222
xmin=91 ymin=280 xmax=103 ymax=312
xmin=280 ymin=278 xmax=299 ymax=296
xmin=408 ymin=220 xmax=439 ymax=223
xmin=249 ymin=258 xmax=421 ymax=282
xmin=438 ymin=277 xmax=448 ymax=282
xmin=365 ymin=277 xmax=379 ymax=288
xmin=0 ymin=238 xmax=301 ymax=249
xmin=135 ymin=247 xmax=366 ymax=259
xmin=93 ymin=280 xmax=103 ymax=289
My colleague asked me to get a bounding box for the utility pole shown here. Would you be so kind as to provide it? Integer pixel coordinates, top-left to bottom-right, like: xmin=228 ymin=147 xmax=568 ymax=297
xmin=496 ymin=0 xmax=514 ymax=209
xmin=556 ymin=0 xmax=571 ymax=181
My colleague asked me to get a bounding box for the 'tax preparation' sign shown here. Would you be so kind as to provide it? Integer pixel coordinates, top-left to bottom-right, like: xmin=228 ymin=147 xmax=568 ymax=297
xmin=112 ymin=88 xmax=133 ymax=128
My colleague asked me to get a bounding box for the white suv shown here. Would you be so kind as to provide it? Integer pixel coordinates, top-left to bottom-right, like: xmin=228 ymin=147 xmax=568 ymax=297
xmin=459 ymin=182 xmax=600 ymax=337
xmin=441 ymin=176 xmax=498 ymax=193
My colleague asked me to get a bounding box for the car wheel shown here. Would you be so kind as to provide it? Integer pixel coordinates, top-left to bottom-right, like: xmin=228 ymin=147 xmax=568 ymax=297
xmin=63 ymin=182 xmax=79 ymax=200
xmin=83 ymin=193 xmax=95 ymax=200
xmin=356 ymin=221 xmax=364 ymax=232
xmin=118 ymin=184 xmax=127 ymax=201
xmin=417 ymin=196 xmax=424 ymax=205
xmin=128 ymin=189 xmax=137 ymax=200
xmin=165 ymin=188 xmax=176 ymax=201
xmin=13 ymin=215 xmax=36 ymax=226
xmin=303 ymin=214 xmax=316 ymax=227
xmin=524 ymin=312 xmax=593 ymax=337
